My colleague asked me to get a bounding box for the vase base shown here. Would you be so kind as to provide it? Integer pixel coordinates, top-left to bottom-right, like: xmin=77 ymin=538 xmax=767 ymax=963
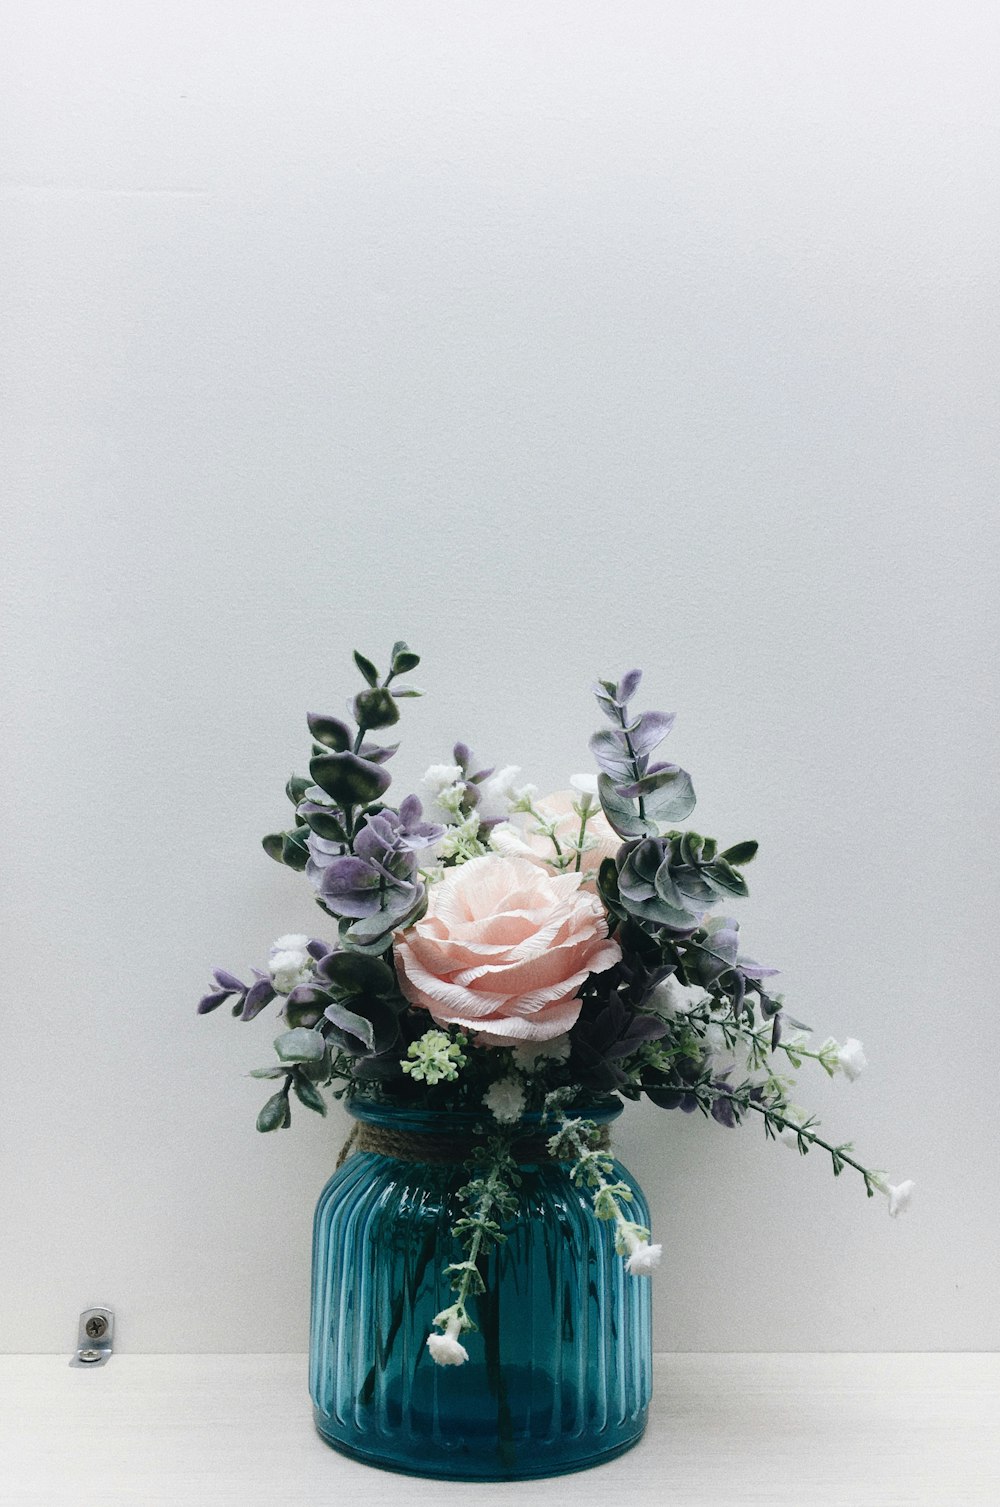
xmin=313 ymin=1408 xmax=648 ymax=1482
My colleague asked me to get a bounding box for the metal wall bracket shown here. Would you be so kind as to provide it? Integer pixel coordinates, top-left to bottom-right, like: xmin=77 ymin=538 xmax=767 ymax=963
xmin=70 ymin=1307 xmax=114 ymax=1367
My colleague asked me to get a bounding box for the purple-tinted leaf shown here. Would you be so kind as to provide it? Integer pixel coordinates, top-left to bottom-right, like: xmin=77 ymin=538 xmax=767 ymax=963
xmin=589 ymin=728 xmax=629 ymax=769
xmin=198 ymin=989 xmax=233 ymax=1014
xmin=710 ymin=1089 xmax=738 ymax=1129
xmin=453 ymin=742 xmax=471 ymax=770
xmin=319 ymin=857 xmax=383 ymax=918
xmin=738 ymin=957 xmax=780 ymax=980
xmin=241 ymin=977 xmax=276 ymax=1021
xmin=358 ymin=741 xmax=400 ymax=765
xmin=399 ymin=793 xmax=422 ymax=826
xmin=616 ymin=668 xmax=643 ymax=704
xmin=307 ymin=712 xmax=353 ymax=752
xmin=213 ymin=969 xmax=245 ymax=992
xmin=605 ymin=1013 xmax=669 ymax=1058
xmin=628 ymin=710 xmax=675 ymax=756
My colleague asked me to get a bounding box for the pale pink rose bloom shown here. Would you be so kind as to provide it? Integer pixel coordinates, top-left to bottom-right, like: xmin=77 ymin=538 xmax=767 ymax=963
xmin=393 ymin=854 xmax=622 ymax=1045
xmin=492 ymin=790 xmax=622 ymax=882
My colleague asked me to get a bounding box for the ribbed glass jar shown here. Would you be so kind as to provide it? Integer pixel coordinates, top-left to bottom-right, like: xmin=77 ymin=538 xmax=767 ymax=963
xmin=309 ymin=1097 xmax=653 ymax=1480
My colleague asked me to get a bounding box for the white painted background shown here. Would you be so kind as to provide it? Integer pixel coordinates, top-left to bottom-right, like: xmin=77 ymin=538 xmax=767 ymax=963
xmin=2 ymin=2 xmax=997 ymax=1354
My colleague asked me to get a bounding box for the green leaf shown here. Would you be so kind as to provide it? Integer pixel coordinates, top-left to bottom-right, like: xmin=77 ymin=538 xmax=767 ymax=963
xmin=261 ymin=832 xmax=285 ymax=864
xmin=256 ymin=1090 xmax=289 ymax=1132
xmin=310 ymin=751 xmax=392 ymax=806
xmin=353 ymin=687 xmax=400 ymax=729
xmin=249 ymin=1066 xmax=287 ymax=1079
xmin=292 ymin=1076 xmax=327 ymax=1115
xmin=280 ymin=828 xmax=310 ymax=871
xmin=390 ymin=642 xmax=421 ymax=675
xmin=300 ymin=805 xmax=349 ymax=843
xmin=307 ymin=714 xmax=352 ymax=751
xmin=319 ymin=950 xmax=395 ymax=996
xmin=390 ymin=686 xmax=424 ymax=698
xmin=283 ymin=994 xmax=327 ymax=1029
xmin=597 ymin=773 xmax=657 ymax=839
xmin=720 ymin=840 xmax=758 ymax=866
xmin=640 ymin=767 xmax=696 ymax=823
xmin=680 ymin=831 xmax=704 ymax=866
xmin=704 ymin=858 xmax=749 ymax=897
xmin=323 ymin=999 xmax=375 ymax=1051
xmin=353 ymin=651 xmax=379 ymax=687
xmin=274 ymin=1027 xmax=327 ymax=1064
xmin=286 ymin=774 xmax=311 ymax=805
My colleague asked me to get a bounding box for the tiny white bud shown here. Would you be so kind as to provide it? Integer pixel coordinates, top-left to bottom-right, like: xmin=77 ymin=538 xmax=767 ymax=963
xmin=625 ymin=1240 xmax=663 ymax=1275
xmin=887 ymin=1180 xmax=915 ymax=1218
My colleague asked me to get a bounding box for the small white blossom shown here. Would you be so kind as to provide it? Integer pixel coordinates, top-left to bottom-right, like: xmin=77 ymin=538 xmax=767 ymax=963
xmin=625 ymin=1240 xmax=663 ymax=1275
xmin=477 ymin=766 xmax=538 ymax=824
xmin=887 ymin=1179 xmax=915 ymax=1218
xmin=488 ymin=821 xmax=535 ymax=861
xmin=437 ymin=813 xmax=487 ymax=862
xmin=777 ymin=1104 xmax=809 ymax=1148
xmin=569 ymin=772 xmax=600 ymax=798
xmin=272 ymin=933 xmax=310 ymax=952
xmin=649 ymin=974 xmax=712 ymax=1019
xmin=511 ymin=1035 xmax=571 ymax=1073
xmin=483 ymin=1076 xmax=526 ymax=1124
xmin=421 ymin=763 xmax=463 ymax=796
xmin=268 ymin=944 xmax=312 ymax=995
xmin=836 ymin=1037 xmax=868 ymax=1082
xmin=419 ymin=764 xmax=465 ymax=823
xmin=426 ymin=1316 xmax=469 ymax=1366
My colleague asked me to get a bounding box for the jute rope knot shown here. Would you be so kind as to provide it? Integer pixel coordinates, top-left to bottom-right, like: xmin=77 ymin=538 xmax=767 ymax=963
xmin=335 ymin=1119 xmax=611 ymax=1169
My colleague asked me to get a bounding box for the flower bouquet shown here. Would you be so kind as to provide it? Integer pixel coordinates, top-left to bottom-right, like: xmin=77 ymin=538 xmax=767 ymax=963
xmin=199 ymin=641 xmax=911 ymax=1479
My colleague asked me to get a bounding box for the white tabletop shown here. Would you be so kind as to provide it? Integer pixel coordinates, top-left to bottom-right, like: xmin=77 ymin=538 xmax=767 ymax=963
xmin=2 ymin=1353 xmax=997 ymax=1505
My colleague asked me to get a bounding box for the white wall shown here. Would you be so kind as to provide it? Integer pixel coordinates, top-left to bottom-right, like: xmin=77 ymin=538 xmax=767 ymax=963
xmin=2 ymin=1 xmax=997 ymax=1354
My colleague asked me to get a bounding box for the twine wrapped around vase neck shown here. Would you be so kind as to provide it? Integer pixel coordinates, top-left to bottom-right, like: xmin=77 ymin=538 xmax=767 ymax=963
xmin=334 ymin=1118 xmax=610 ymax=1169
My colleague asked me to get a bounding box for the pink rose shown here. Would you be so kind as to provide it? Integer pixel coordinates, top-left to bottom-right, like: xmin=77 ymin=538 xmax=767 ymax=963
xmin=393 ymin=854 xmax=621 ymax=1045
xmin=491 ymin=790 xmax=622 ymax=881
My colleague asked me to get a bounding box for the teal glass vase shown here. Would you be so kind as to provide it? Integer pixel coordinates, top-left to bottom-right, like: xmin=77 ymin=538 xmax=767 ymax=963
xmin=309 ymin=1097 xmax=653 ymax=1480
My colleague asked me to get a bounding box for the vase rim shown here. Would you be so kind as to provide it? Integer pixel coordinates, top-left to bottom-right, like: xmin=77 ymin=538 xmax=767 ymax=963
xmin=344 ymin=1092 xmax=623 ymax=1135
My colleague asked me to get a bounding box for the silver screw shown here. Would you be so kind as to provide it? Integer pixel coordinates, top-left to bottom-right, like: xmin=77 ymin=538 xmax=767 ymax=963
xmin=78 ymin=1349 xmax=102 ymax=1363
xmin=85 ymin=1316 xmax=108 ymax=1339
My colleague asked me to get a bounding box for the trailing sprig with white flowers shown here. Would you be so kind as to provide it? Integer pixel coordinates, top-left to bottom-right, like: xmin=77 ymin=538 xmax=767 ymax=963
xmin=546 ymin=1113 xmax=662 ymax=1273
xmin=427 ymin=1136 xmax=523 ymax=1365
xmin=198 ymin=644 xmax=914 ymax=1368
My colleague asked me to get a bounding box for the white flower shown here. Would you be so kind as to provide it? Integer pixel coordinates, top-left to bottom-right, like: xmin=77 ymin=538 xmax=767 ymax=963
xmin=648 ymin=974 xmax=712 ymax=1019
xmin=836 ymin=1037 xmax=868 ymax=1083
xmin=488 ymin=821 xmax=536 ymax=861
xmin=482 ymin=1076 xmax=526 ymax=1124
xmin=477 ymin=766 xmax=538 ymax=824
xmin=436 ymin=813 xmax=487 ymax=862
xmin=267 ymin=943 xmax=312 ymax=995
xmin=887 ymin=1179 xmax=915 ymax=1218
xmin=777 ymin=1104 xmax=808 ymax=1149
xmin=421 ymin=763 xmax=463 ymax=796
xmin=511 ymin=1035 xmax=572 ymax=1073
xmin=569 ymin=772 xmax=599 ymax=798
xmin=272 ymin=933 xmax=310 ymax=951
xmin=625 ymin=1240 xmax=663 ymax=1275
xmin=419 ymin=763 xmax=465 ymax=823
xmin=426 ymin=1317 xmax=469 ymax=1366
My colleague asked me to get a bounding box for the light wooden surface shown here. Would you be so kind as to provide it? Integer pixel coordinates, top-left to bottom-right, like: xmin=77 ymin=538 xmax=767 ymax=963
xmin=2 ymin=1353 xmax=997 ymax=1505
